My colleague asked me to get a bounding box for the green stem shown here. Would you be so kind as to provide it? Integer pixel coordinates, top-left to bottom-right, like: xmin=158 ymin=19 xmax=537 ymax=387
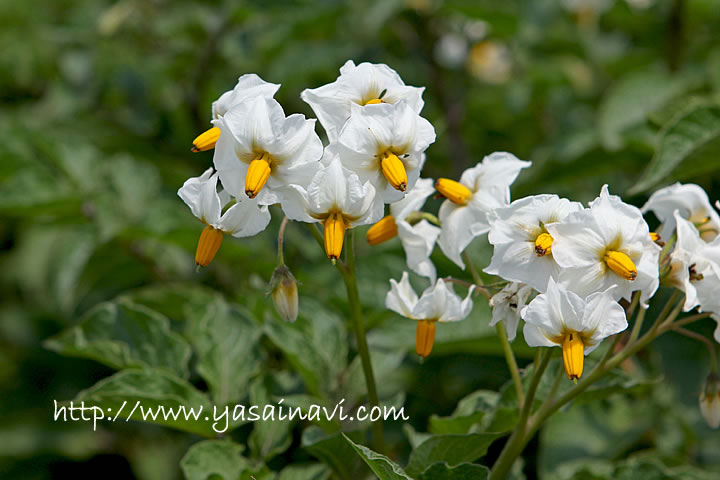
xmin=672 ymin=312 xmax=712 ymax=329
xmin=277 ymin=216 xmax=289 ymax=264
xmin=497 ymin=324 xmax=525 ymax=408
xmin=628 ymin=303 xmax=647 ymax=345
xmin=342 ymin=231 xmax=384 ymax=452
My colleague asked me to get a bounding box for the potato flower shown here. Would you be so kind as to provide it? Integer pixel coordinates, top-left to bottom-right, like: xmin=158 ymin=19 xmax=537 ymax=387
xmin=385 ymin=272 xmax=475 ymax=358
xmin=489 ymin=282 xmax=534 ymax=342
xmin=641 ymin=183 xmax=720 ymax=241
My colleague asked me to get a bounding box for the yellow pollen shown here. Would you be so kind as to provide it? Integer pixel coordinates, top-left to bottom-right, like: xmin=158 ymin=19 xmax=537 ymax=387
xmin=650 ymin=232 xmax=660 ymax=242
xmin=535 ymin=232 xmax=553 ymax=257
xmin=365 ymin=98 xmax=383 ymax=105
xmin=435 ymin=178 xmax=472 ymax=205
xmin=245 ymin=153 xmax=272 ymax=199
xmin=604 ymin=250 xmax=637 ymax=280
xmin=195 ymin=226 xmax=224 ymax=267
xmin=416 ymin=320 xmax=437 ymax=358
xmin=562 ymin=332 xmax=584 ymax=381
xmin=381 ymin=153 xmax=408 ymax=192
xmin=191 ymin=126 xmax=221 ymax=152
xmin=324 ymin=212 xmax=347 ymax=262
xmin=367 ymin=215 xmax=398 ymax=245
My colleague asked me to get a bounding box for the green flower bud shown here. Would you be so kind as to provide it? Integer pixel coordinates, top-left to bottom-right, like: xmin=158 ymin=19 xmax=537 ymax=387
xmin=700 ymin=373 xmax=720 ymax=429
xmin=270 ymin=264 xmax=298 ymax=323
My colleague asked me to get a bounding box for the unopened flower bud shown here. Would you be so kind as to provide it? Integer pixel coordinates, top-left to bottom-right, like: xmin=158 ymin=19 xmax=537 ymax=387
xmin=270 ymin=265 xmax=299 ymax=323
xmin=700 ymin=373 xmax=720 ymax=429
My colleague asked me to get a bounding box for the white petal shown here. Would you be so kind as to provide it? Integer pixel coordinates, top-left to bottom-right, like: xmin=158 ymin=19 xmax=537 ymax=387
xmin=398 ymin=220 xmax=440 ymax=283
xmin=212 ymin=73 xmax=280 ymax=119
xmin=390 ymin=177 xmax=435 ymax=221
xmin=522 ymin=323 xmax=558 ymax=348
xmin=484 ymin=241 xmax=558 ymax=292
xmin=385 ymin=272 xmax=419 ymax=318
xmin=177 ymin=167 xmax=217 ymax=221
xmin=220 ymin=199 xmax=272 ymax=238
xmin=583 ymin=288 xmax=628 ymax=347
xmin=460 ymin=151 xmax=531 ymax=193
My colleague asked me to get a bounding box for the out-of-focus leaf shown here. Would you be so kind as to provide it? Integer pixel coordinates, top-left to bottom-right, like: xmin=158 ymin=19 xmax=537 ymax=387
xmin=630 ymin=103 xmax=720 ymax=193
xmin=344 ymin=349 xmax=406 ymax=404
xmin=281 ymin=395 xmax=342 ymax=433
xmin=429 ymin=390 xmax=499 ymax=435
xmin=180 ymin=439 xmax=248 ymax=480
xmin=405 ymin=433 xmax=503 ymax=477
xmin=45 ymin=300 xmax=191 ymax=378
xmin=73 ymin=369 xmax=214 ymax=436
xmin=248 ymin=376 xmax=293 ymax=462
xmin=302 ymin=427 xmax=368 ymax=480
xmin=344 ymin=434 xmax=413 ymax=480
xmin=419 ymin=462 xmax=490 ymax=480
xmin=277 ymin=463 xmax=331 ymax=480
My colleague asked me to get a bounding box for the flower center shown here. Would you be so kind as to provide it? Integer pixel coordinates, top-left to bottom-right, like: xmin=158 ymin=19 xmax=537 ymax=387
xmin=380 ymin=152 xmax=408 ymax=192
xmin=603 ymin=250 xmax=637 ymax=280
xmin=416 ymin=319 xmax=437 ymax=358
xmin=366 ymin=215 xmax=398 ymax=246
xmin=195 ymin=226 xmax=224 ymax=268
xmin=435 ymin=178 xmax=472 ymax=205
xmin=245 ymin=152 xmax=272 ymax=199
xmin=364 ymin=98 xmax=383 ymax=105
xmin=324 ymin=212 xmax=347 ymax=263
xmin=534 ymin=232 xmax=553 ymax=257
xmin=562 ymin=331 xmax=584 ymax=381
xmin=192 ymin=126 xmax=221 ymax=152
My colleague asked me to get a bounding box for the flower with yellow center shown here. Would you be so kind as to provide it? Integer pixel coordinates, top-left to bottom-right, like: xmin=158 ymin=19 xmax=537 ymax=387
xmin=484 ymin=194 xmax=583 ymax=292
xmin=191 ymin=73 xmax=279 ymax=152
xmin=177 ymin=168 xmax=271 ymax=267
xmin=332 ymin=100 xmax=436 ymax=204
xmin=366 ymin=178 xmax=441 ymax=282
xmin=301 ymin=60 xmax=425 ymax=142
xmin=213 ymin=97 xmax=323 ymax=205
xmin=282 ymin=155 xmax=383 ymax=262
xmin=436 ymin=152 xmax=531 ymax=268
xmin=641 ymin=182 xmax=720 ymax=242
xmin=385 ymin=272 xmax=475 ymax=358
xmin=521 ymin=278 xmax=627 ymax=381
xmin=547 ymin=185 xmax=660 ymax=305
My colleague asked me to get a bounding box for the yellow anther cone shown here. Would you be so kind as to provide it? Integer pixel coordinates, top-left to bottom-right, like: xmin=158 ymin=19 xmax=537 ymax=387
xmin=324 ymin=213 xmax=347 ymax=262
xmin=562 ymin=332 xmax=584 ymax=381
xmin=365 ymin=98 xmax=383 ymax=105
xmin=650 ymin=232 xmax=660 ymax=242
xmin=535 ymin=232 xmax=553 ymax=257
xmin=416 ymin=320 xmax=437 ymax=358
xmin=367 ymin=215 xmax=398 ymax=245
xmin=195 ymin=226 xmax=224 ymax=267
xmin=435 ymin=178 xmax=472 ymax=205
xmin=381 ymin=153 xmax=407 ymax=192
xmin=192 ymin=126 xmax=221 ymax=152
xmin=245 ymin=153 xmax=272 ymax=199
xmin=604 ymin=250 xmax=637 ymax=280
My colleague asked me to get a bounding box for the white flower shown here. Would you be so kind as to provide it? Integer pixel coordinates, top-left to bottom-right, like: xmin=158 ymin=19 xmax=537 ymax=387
xmin=178 ymin=168 xmax=271 ymax=266
xmin=386 ymin=272 xmax=475 ymax=357
xmin=213 ymin=97 xmax=323 ymax=204
xmin=547 ymin=185 xmax=661 ymax=305
xmin=367 ymin=178 xmax=441 ymax=282
xmin=489 ymin=282 xmax=534 ymax=341
xmin=436 ymin=152 xmax=531 ymax=268
xmin=301 ymin=60 xmax=425 ymax=142
xmin=332 ymin=101 xmax=436 ymax=203
xmin=282 ymin=155 xmax=383 ymax=261
xmin=641 ymin=183 xmax=720 ymax=241
xmin=484 ymin=195 xmax=583 ymax=292
xmin=521 ymin=278 xmax=627 ymax=380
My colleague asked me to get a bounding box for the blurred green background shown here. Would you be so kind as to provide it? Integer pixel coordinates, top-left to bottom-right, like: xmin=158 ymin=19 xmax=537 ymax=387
xmin=2 ymin=0 xmax=720 ymax=479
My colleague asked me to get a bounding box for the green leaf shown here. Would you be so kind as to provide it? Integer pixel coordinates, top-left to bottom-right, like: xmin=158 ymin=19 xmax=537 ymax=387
xmin=187 ymin=299 xmax=263 ymax=406
xmin=343 ymin=434 xmax=413 ymax=480
xmin=630 ymin=103 xmax=720 ymax=193
xmin=344 ymin=349 xmax=406 ymax=404
xmin=277 ymin=463 xmax=331 ymax=480
xmin=180 ymin=440 xmax=248 ymax=480
xmin=248 ymin=376 xmax=293 ymax=462
xmin=419 ymin=462 xmax=490 ymax=480
xmin=73 ymin=368 xmax=215 ymax=436
xmin=302 ymin=427 xmax=368 ymax=480
xmin=405 ymin=433 xmax=503 ymax=477
xmin=45 ymin=300 xmax=191 ymax=378
xmin=429 ymin=390 xmax=499 ymax=435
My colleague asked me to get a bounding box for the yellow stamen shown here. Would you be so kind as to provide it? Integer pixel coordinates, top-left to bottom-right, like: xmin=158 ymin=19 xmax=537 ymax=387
xmin=535 ymin=232 xmax=553 ymax=257
xmin=365 ymin=98 xmax=383 ymax=105
xmin=435 ymin=178 xmax=472 ymax=205
xmin=416 ymin=320 xmax=436 ymax=358
xmin=562 ymin=331 xmax=584 ymax=381
xmin=324 ymin=212 xmax=347 ymax=262
xmin=604 ymin=250 xmax=637 ymax=280
xmin=381 ymin=153 xmax=407 ymax=192
xmin=245 ymin=153 xmax=272 ymax=199
xmin=650 ymin=232 xmax=660 ymax=242
xmin=195 ymin=226 xmax=224 ymax=267
xmin=367 ymin=215 xmax=398 ymax=245
xmin=191 ymin=126 xmax=221 ymax=152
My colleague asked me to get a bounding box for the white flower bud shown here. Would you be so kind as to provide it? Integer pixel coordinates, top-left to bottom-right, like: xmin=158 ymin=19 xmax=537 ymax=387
xmin=270 ymin=265 xmax=299 ymax=323
xmin=700 ymin=373 xmax=720 ymax=429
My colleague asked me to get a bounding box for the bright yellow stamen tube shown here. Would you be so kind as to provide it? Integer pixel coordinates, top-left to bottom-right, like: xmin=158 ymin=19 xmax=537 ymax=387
xmin=195 ymin=226 xmax=224 ymax=267
xmin=535 ymin=232 xmax=553 ymax=257
xmin=562 ymin=332 xmax=584 ymax=381
xmin=367 ymin=215 xmax=398 ymax=245
xmin=365 ymin=98 xmax=383 ymax=105
xmin=191 ymin=126 xmax=221 ymax=152
xmin=650 ymin=232 xmax=660 ymax=242
xmin=324 ymin=212 xmax=347 ymax=262
xmin=435 ymin=178 xmax=472 ymax=205
xmin=381 ymin=153 xmax=407 ymax=192
xmin=604 ymin=250 xmax=637 ymax=280
xmin=245 ymin=153 xmax=272 ymax=199
xmin=416 ymin=320 xmax=437 ymax=358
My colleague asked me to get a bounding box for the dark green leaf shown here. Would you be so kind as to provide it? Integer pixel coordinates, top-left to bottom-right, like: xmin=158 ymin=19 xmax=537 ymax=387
xmin=405 ymin=433 xmax=503 ymax=478
xmin=180 ymin=440 xmax=248 ymax=480
xmin=343 ymin=434 xmax=413 ymax=480
xmin=302 ymin=427 xmax=368 ymax=480
xmin=419 ymin=462 xmax=490 ymax=480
